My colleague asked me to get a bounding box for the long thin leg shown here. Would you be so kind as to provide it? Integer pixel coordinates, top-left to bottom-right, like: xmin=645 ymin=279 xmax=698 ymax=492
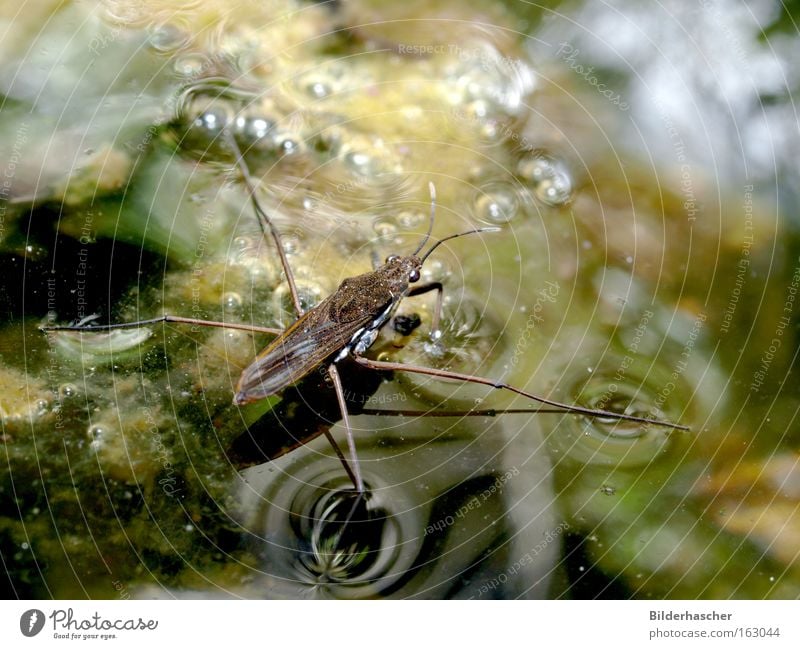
xmin=359 ymin=408 xmax=568 ymax=417
xmin=327 ymin=364 xmax=365 ymax=494
xmin=320 ymin=429 xmax=360 ymax=491
xmin=352 ymin=355 xmax=689 ymax=431
xmin=41 ymin=315 xmax=282 ymax=336
xmin=224 ymin=130 xmax=303 ymax=317
xmin=406 ymin=281 xmax=443 ymax=335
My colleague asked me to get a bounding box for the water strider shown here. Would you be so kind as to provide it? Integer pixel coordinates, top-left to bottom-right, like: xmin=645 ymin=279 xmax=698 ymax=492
xmin=42 ymin=130 xmax=688 ymax=497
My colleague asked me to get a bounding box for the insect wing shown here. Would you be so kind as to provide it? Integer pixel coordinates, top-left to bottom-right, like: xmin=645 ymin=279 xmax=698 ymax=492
xmin=234 ymin=299 xmax=373 ymax=404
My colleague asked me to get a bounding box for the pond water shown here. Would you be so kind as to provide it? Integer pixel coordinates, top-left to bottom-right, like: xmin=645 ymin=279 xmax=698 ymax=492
xmin=1 ymin=0 xmax=798 ymax=599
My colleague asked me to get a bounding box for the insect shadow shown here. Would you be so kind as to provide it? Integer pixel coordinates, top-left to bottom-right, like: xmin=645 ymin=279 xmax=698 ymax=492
xmin=42 ymin=131 xmax=689 ymax=500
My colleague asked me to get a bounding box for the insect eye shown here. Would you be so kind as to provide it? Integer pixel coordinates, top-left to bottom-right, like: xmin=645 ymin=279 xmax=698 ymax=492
xmin=409 ymin=269 xmax=420 ymax=282
xmin=385 ymin=254 xmax=399 ymax=264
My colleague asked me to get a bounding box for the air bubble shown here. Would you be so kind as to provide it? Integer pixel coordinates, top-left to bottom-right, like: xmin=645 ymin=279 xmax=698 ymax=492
xmin=296 ymin=65 xmax=345 ymax=100
xmin=148 ymin=24 xmax=188 ymax=52
xmin=192 ymin=106 xmax=230 ymax=139
xmin=59 ymin=384 xmax=78 ymax=399
xmin=173 ymin=54 xmax=209 ymax=77
xmin=373 ymin=220 xmax=398 ymax=238
xmin=281 ymin=234 xmax=301 ymax=254
xmin=222 ymin=292 xmax=242 ymax=311
xmin=302 ymin=76 xmax=333 ymax=99
xmin=233 ymin=114 xmax=276 ymax=150
xmin=396 ymin=210 xmax=427 ymax=229
xmin=274 ymin=280 xmax=325 ymax=319
xmin=88 ymin=425 xmax=105 ymax=440
xmin=421 ymin=258 xmax=450 ymax=283
xmin=275 ymin=133 xmax=305 ymax=157
xmin=474 ymin=184 xmax=519 ymax=224
xmin=87 ymin=425 xmax=108 ymax=451
xmin=233 ymin=235 xmax=253 ymax=250
xmin=517 ymin=151 xmax=573 ymax=207
xmin=344 ymin=150 xmax=375 ymax=175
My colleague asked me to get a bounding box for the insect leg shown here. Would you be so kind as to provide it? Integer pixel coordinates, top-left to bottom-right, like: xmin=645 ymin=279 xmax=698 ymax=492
xmin=351 ymin=355 xmax=690 ymax=431
xmin=320 ymin=429 xmax=361 ymax=492
xmin=41 ymin=315 xmax=282 ymax=335
xmin=224 ymin=130 xmax=304 ymax=317
xmin=359 ymin=407 xmax=566 ymax=417
xmin=327 ymin=363 xmax=366 ymax=494
xmin=406 ymin=282 xmax=444 ymax=336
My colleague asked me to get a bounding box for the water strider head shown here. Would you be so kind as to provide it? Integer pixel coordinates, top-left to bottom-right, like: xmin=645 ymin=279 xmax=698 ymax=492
xmin=376 ymin=182 xmax=500 ymax=293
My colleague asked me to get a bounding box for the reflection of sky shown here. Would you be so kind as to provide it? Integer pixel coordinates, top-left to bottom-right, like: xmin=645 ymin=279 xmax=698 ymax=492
xmin=531 ymin=0 xmax=796 ymax=185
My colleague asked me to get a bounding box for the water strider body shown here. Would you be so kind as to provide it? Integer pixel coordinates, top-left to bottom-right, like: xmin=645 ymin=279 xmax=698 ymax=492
xmin=43 ymin=129 xmax=688 ymax=497
xmin=233 ymin=254 xmax=423 ymax=405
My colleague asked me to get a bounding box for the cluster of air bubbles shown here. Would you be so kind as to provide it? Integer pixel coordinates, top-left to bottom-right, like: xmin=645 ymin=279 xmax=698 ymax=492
xmin=420 ymin=258 xmax=450 ymax=284
xmin=395 ymin=209 xmax=427 ymax=229
xmin=473 ymin=182 xmax=520 ymax=224
xmin=273 ymin=280 xmax=325 ymax=320
xmin=229 ymin=235 xmax=278 ymax=281
xmin=233 ymin=113 xmax=275 ymax=148
xmin=516 ymin=150 xmax=573 ymax=207
xmin=446 ymin=44 xmax=535 ymax=118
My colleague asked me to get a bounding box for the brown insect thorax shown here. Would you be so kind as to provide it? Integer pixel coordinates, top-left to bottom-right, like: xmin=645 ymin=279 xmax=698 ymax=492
xmin=333 ymin=255 xmax=423 ymax=360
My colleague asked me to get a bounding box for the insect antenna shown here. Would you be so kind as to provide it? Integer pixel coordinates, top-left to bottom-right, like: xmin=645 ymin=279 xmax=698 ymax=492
xmin=419 ymin=226 xmax=502 ymax=263
xmin=411 ymin=182 xmax=438 ymax=256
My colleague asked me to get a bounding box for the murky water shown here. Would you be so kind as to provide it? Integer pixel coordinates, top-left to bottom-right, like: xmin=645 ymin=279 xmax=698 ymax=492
xmin=1 ymin=0 xmax=799 ymax=599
